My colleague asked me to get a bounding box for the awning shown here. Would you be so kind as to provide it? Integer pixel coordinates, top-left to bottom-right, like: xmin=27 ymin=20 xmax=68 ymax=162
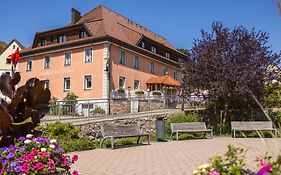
xmin=146 ymin=75 xmax=181 ymax=87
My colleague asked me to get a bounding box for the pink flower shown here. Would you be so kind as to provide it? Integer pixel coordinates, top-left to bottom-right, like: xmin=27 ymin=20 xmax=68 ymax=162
xmin=32 ymin=162 xmax=45 ymax=170
xmin=210 ymin=171 xmax=220 ymax=175
xmin=72 ymin=155 xmax=78 ymax=163
xmin=72 ymin=170 xmax=79 ymax=175
xmin=256 ymin=164 xmax=272 ymax=175
xmin=49 ymin=159 xmax=55 ymax=170
xmin=21 ymin=163 xmax=29 ymax=173
xmin=0 ymin=168 xmax=5 ymax=174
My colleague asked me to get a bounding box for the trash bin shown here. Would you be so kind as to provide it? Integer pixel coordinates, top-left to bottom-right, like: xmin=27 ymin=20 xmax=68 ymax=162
xmin=156 ymin=117 xmax=165 ymax=141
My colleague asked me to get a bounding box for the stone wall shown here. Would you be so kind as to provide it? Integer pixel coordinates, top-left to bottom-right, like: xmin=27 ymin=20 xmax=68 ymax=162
xmin=76 ymin=110 xmax=183 ymax=139
xmin=109 ymin=99 xmax=166 ymax=115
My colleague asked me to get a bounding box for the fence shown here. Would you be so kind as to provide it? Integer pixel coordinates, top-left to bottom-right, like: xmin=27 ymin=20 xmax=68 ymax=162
xmin=47 ymin=95 xmax=208 ymax=118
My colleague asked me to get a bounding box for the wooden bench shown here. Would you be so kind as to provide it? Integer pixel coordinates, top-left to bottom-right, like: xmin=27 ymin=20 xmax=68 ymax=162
xmin=231 ymin=121 xmax=277 ymax=138
xmin=170 ymin=122 xmax=213 ymax=141
xmin=100 ymin=124 xmax=150 ymax=149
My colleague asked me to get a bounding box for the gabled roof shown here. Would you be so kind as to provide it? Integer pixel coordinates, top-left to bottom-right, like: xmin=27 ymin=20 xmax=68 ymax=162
xmin=27 ymin=5 xmax=185 ymax=56
xmin=0 ymin=39 xmax=24 ymax=55
xmin=79 ymin=5 xmax=175 ymax=50
xmin=146 ymin=75 xmax=181 ymax=87
xmin=0 ymin=41 xmax=8 ymax=54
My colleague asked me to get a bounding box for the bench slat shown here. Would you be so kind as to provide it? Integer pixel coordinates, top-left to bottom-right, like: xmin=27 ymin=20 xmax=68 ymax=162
xmin=231 ymin=121 xmax=274 ymax=131
xmin=102 ymin=124 xmax=141 ymax=137
xmin=171 ymin=122 xmax=208 ymax=133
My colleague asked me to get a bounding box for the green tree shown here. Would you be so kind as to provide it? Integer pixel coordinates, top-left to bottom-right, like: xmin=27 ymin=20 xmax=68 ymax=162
xmin=262 ymin=83 xmax=281 ymax=108
xmin=177 ymin=48 xmax=189 ymax=55
xmin=62 ymin=92 xmax=78 ymax=115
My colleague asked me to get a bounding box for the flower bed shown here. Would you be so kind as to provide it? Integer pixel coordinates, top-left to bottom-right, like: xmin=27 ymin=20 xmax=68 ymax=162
xmin=0 ymin=134 xmax=78 ymax=175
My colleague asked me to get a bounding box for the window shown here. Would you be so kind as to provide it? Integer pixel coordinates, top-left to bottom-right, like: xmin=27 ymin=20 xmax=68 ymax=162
xmin=163 ymin=66 xmax=168 ymax=75
xmin=151 ymin=46 xmax=156 ymax=53
xmin=119 ymin=76 xmax=126 ymax=88
xmin=173 ymin=70 xmax=178 ymax=80
xmin=119 ymin=50 xmax=125 ymax=65
xmin=26 ymin=59 xmax=32 ymax=71
xmin=141 ymin=41 xmax=145 ymax=48
xmin=84 ymin=75 xmax=92 ymax=90
xmin=150 ymin=62 xmax=155 ymax=73
xmin=133 ymin=55 xmax=139 ymax=69
xmin=6 ymin=58 xmax=11 ymax=64
xmin=64 ymin=52 xmax=71 ymax=66
xmin=40 ymin=39 xmax=47 ymax=46
xmin=13 ymin=45 xmax=16 ymax=49
xmin=44 ymin=80 xmax=50 ymax=89
xmin=44 ymin=56 xmax=50 ymax=68
xmin=64 ymin=77 xmax=70 ymax=91
xmin=85 ymin=48 xmax=92 ymax=62
xmin=79 ymin=31 xmax=87 ymax=39
xmin=57 ymin=35 xmax=66 ymax=43
xmin=165 ymin=52 xmax=170 ymax=59
xmin=134 ymin=80 xmax=140 ymax=90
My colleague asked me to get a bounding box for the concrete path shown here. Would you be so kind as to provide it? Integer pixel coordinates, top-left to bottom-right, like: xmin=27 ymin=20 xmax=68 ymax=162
xmin=71 ymin=137 xmax=281 ymax=175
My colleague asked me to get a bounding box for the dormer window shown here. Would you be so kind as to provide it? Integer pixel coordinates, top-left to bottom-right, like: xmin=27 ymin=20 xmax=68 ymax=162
xmin=40 ymin=39 xmax=47 ymax=46
xmin=141 ymin=41 xmax=145 ymax=48
xmin=57 ymin=35 xmax=66 ymax=43
xmin=165 ymin=52 xmax=170 ymax=59
xmin=151 ymin=46 xmax=156 ymax=53
xmin=79 ymin=31 xmax=87 ymax=39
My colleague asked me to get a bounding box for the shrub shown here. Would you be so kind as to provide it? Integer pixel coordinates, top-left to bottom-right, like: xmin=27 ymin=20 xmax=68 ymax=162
xmin=270 ymin=112 xmax=281 ymax=127
xmin=152 ymin=91 xmax=162 ymax=96
xmin=117 ymin=88 xmax=125 ymax=93
xmin=135 ymin=90 xmax=144 ymax=95
xmin=91 ymin=107 xmax=106 ymax=115
xmin=38 ymin=122 xmax=97 ymax=152
xmin=165 ymin=112 xmax=202 ymax=135
xmin=0 ymin=134 xmax=78 ymax=175
xmin=62 ymin=92 xmax=78 ymax=115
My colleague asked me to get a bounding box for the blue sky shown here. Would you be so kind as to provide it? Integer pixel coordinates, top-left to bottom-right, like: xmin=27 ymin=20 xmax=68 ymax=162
xmin=0 ymin=0 xmax=280 ymax=52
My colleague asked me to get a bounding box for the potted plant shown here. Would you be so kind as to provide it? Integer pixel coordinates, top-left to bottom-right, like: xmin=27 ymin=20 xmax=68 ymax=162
xmin=117 ymin=87 xmax=125 ymax=93
xmin=152 ymin=90 xmax=162 ymax=96
xmin=135 ymin=90 xmax=145 ymax=95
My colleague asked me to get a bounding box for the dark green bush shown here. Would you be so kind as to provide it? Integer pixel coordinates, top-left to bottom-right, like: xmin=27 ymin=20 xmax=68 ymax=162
xmin=165 ymin=112 xmax=202 ymax=136
xmin=38 ymin=122 xmax=98 ymax=152
xmin=91 ymin=107 xmax=106 ymax=115
xmin=270 ymin=112 xmax=281 ymax=127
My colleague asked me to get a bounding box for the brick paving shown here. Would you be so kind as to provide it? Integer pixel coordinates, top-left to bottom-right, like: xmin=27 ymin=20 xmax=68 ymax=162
xmin=71 ymin=137 xmax=281 ymax=175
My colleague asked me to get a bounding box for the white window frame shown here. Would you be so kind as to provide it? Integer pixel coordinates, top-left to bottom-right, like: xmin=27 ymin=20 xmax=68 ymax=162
xmin=43 ymin=55 xmax=51 ymax=69
xmin=84 ymin=48 xmax=93 ymax=62
xmin=64 ymin=52 xmax=72 ymax=66
xmin=134 ymin=80 xmax=140 ymax=90
xmin=57 ymin=35 xmax=66 ymax=43
xmin=41 ymin=39 xmax=47 ymax=46
xmin=141 ymin=41 xmax=145 ymax=48
xmin=174 ymin=70 xmax=178 ymax=80
xmin=163 ymin=66 xmax=168 ymax=76
xmin=165 ymin=52 xmax=170 ymax=59
xmin=119 ymin=76 xmax=126 ymax=89
xmin=26 ymin=59 xmax=32 ymax=71
xmin=150 ymin=62 xmax=155 ymax=73
xmin=151 ymin=46 xmax=156 ymax=53
xmin=84 ymin=75 xmax=92 ymax=90
xmin=79 ymin=31 xmax=87 ymax=39
xmin=119 ymin=49 xmax=126 ymax=65
xmin=44 ymin=79 xmax=50 ymax=89
xmin=63 ymin=77 xmax=71 ymax=91
xmin=133 ymin=55 xmax=139 ymax=69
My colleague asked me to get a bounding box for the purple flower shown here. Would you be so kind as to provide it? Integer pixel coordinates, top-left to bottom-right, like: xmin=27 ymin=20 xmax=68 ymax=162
xmin=7 ymin=168 xmax=12 ymax=172
xmin=10 ymin=161 xmax=17 ymax=167
xmin=37 ymin=137 xmax=45 ymax=143
xmin=15 ymin=166 xmax=21 ymax=173
xmin=18 ymin=147 xmax=25 ymax=152
xmin=7 ymin=153 xmax=15 ymax=159
xmin=18 ymin=137 xmax=26 ymax=141
xmin=2 ymin=160 xmax=7 ymax=165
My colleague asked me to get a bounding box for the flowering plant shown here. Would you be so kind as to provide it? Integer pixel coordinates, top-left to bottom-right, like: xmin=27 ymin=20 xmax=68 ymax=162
xmin=193 ymin=145 xmax=280 ymax=175
xmin=0 ymin=134 xmax=78 ymax=175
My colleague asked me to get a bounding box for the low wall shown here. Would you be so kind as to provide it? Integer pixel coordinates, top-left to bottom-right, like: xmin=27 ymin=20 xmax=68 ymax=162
xmin=76 ymin=110 xmax=183 ymax=139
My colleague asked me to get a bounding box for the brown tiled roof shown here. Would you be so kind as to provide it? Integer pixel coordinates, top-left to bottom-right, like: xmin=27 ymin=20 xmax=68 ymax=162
xmin=79 ymin=5 xmax=175 ymax=50
xmin=146 ymin=75 xmax=181 ymax=87
xmin=0 ymin=41 xmax=7 ymax=54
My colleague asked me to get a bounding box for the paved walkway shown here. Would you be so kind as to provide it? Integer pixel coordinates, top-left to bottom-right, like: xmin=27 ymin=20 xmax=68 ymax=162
xmin=71 ymin=137 xmax=281 ymax=175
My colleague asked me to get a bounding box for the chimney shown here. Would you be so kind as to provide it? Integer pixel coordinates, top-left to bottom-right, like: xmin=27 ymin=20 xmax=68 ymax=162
xmin=71 ymin=8 xmax=81 ymax=24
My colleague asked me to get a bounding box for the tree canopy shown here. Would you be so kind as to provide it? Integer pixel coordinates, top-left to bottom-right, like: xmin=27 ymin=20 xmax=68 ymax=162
xmin=184 ymin=22 xmax=281 ymax=110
